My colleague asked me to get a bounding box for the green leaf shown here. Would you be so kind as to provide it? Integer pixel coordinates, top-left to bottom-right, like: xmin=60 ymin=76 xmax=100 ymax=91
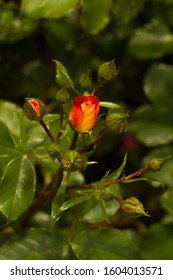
xmin=59 ymin=195 xmax=91 ymax=212
xmin=140 ymin=223 xmax=173 ymax=259
xmin=82 ymin=0 xmax=112 ymax=35
xmin=50 ymin=171 xmax=68 ymax=226
xmin=144 ymin=64 xmax=173 ymax=111
xmin=98 ymin=194 xmax=110 ymax=223
xmin=0 ymin=100 xmax=23 ymax=145
xmin=21 ymin=0 xmax=80 ymax=18
xmin=0 ymin=156 xmax=36 ymax=226
xmin=100 ymin=101 xmax=121 ymax=109
xmin=101 ymin=153 xmax=127 ymax=184
xmin=129 ymin=20 xmax=173 ymax=59
xmin=71 ymin=227 xmax=140 ymax=259
xmin=0 ymin=228 xmax=68 ymax=260
xmin=130 ymin=105 xmax=173 ymax=146
xmin=0 ymin=9 xmax=37 ymax=43
xmin=54 ymin=60 xmax=74 ymax=89
xmin=80 ymin=195 xmax=120 ymax=224
xmin=112 ymin=0 xmax=144 ymax=25
xmin=0 ymin=121 xmax=16 ymax=168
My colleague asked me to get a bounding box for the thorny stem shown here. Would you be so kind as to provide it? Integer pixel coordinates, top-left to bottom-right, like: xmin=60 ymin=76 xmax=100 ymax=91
xmin=70 ymin=131 xmax=79 ymax=150
xmin=39 ymin=119 xmax=55 ymax=143
xmin=56 ymin=104 xmax=64 ymax=140
xmin=67 ymin=165 xmax=149 ymax=189
xmin=103 ymin=166 xmax=149 ymax=187
xmin=79 ymin=130 xmax=109 ymax=153
xmin=114 ymin=195 xmax=123 ymax=203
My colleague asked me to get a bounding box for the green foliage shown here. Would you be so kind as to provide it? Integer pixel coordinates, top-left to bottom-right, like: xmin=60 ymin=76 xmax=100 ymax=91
xmin=21 ymin=0 xmax=80 ymax=18
xmin=82 ymin=0 xmax=112 ymax=35
xmin=1 ymin=0 xmax=173 ymax=261
xmin=71 ymin=227 xmax=140 ymax=260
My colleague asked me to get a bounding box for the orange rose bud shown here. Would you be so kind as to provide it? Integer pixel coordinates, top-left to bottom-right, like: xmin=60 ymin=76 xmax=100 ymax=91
xmin=69 ymin=95 xmax=100 ymax=133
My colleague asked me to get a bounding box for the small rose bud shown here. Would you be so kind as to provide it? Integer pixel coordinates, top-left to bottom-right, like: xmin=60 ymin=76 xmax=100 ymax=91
xmin=101 ymin=187 xmax=116 ymax=202
xmin=56 ymin=88 xmax=69 ymax=104
xmin=120 ymin=197 xmax=149 ymax=219
xmin=79 ymin=72 xmax=92 ymax=89
xmin=148 ymin=157 xmax=169 ymax=172
xmin=69 ymin=95 xmax=100 ymax=133
xmin=61 ymin=150 xmax=87 ymax=171
xmin=23 ymin=98 xmax=46 ymax=121
xmin=98 ymin=60 xmax=117 ymax=85
xmin=106 ymin=113 xmax=127 ymax=133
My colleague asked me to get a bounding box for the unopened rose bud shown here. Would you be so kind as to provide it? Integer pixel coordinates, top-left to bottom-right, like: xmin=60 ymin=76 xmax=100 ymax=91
xmin=69 ymin=95 xmax=100 ymax=133
xmin=148 ymin=157 xmax=169 ymax=172
xmin=120 ymin=197 xmax=149 ymax=219
xmin=79 ymin=72 xmax=92 ymax=89
xmin=23 ymin=98 xmax=46 ymax=121
xmin=106 ymin=113 xmax=127 ymax=133
xmin=56 ymin=88 xmax=69 ymax=104
xmin=98 ymin=60 xmax=117 ymax=85
xmin=61 ymin=150 xmax=87 ymax=171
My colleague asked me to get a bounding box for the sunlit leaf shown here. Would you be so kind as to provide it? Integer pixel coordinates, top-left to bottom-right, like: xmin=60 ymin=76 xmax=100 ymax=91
xmin=100 ymin=101 xmax=121 ymax=109
xmin=21 ymin=0 xmax=80 ymax=18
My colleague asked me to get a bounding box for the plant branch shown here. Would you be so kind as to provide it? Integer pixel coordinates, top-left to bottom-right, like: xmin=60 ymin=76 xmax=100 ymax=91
xmin=21 ymin=167 xmax=63 ymax=228
xmin=102 ymin=166 xmax=149 ymax=187
xmin=39 ymin=119 xmax=55 ymax=143
xmin=56 ymin=104 xmax=64 ymax=140
xmin=79 ymin=130 xmax=109 ymax=153
xmin=70 ymin=131 xmax=79 ymax=150
xmin=67 ymin=165 xmax=149 ymax=189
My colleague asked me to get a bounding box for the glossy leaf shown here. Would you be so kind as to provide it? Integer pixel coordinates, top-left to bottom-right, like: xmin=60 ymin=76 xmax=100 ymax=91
xmin=129 ymin=21 xmax=173 ymax=59
xmin=54 ymin=60 xmax=74 ymax=89
xmin=71 ymin=227 xmax=140 ymax=259
xmin=0 ymin=156 xmax=36 ymax=226
xmin=130 ymin=105 xmax=173 ymax=146
xmin=82 ymin=0 xmax=112 ymax=35
xmin=21 ymin=0 xmax=80 ymax=18
xmin=100 ymin=101 xmax=121 ymax=109
xmin=144 ymin=64 xmax=173 ymax=111
xmin=0 ymin=228 xmax=67 ymax=260
xmin=0 ymin=100 xmax=24 ymax=145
